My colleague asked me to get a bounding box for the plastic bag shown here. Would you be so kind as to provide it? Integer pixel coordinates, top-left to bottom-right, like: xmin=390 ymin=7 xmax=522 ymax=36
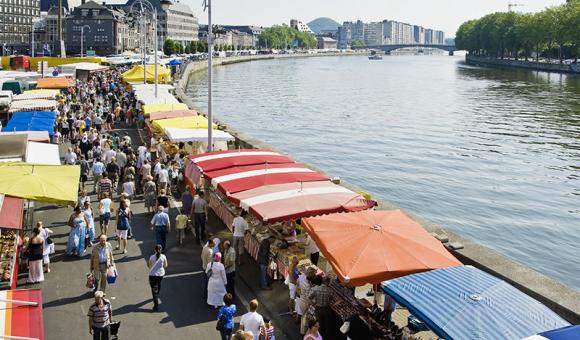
xmin=106 ymin=266 xmax=118 ymax=284
xmin=86 ymin=273 xmax=95 ymax=289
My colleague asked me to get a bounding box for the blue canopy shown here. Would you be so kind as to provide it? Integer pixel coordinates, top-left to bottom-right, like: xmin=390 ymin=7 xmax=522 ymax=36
xmin=382 ymin=266 xmax=570 ymax=340
xmin=3 ymin=111 xmax=56 ymax=136
xmin=525 ymin=325 xmax=580 ymax=340
xmin=167 ymin=59 xmax=182 ymax=65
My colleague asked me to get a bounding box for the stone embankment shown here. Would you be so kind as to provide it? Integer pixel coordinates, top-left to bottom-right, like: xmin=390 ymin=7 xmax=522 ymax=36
xmin=174 ymin=53 xmax=580 ymax=324
xmin=466 ymin=54 xmax=580 ymax=74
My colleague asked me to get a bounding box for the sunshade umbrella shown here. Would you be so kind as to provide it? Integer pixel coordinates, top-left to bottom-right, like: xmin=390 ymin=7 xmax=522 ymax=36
xmin=230 ymin=181 xmax=377 ymax=223
xmin=204 ymin=163 xmax=329 ymax=195
xmin=523 ymin=325 xmax=580 ymax=340
xmin=0 ymin=163 xmax=80 ymax=206
xmin=167 ymin=59 xmax=182 ymax=65
xmin=302 ymin=209 xmax=462 ymax=286
xmin=382 ymin=266 xmax=570 ymax=340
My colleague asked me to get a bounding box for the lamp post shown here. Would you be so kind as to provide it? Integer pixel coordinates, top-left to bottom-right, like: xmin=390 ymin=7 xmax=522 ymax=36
xmin=158 ymin=0 xmax=172 ymax=98
xmin=80 ymin=25 xmax=90 ymax=58
xmin=203 ymin=0 xmax=213 ymax=152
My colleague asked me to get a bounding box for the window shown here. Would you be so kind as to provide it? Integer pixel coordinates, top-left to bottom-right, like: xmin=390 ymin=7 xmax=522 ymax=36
xmin=81 ymin=9 xmax=88 ymax=16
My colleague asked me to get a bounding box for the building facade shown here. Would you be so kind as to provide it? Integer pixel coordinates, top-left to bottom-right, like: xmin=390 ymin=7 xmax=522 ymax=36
xmin=65 ymin=0 xmax=121 ymax=55
xmin=341 ymin=19 xmax=446 ymax=47
xmin=290 ymin=19 xmax=313 ymax=34
xmin=337 ymin=25 xmax=351 ymax=49
xmin=0 ymin=0 xmax=41 ymax=54
xmin=317 ymin=36 xmax=336 ymax=49
xmin=222 ymin=25 xmax=263 ymax=47
xmin=159 ymin=2 xmax=198 ymax=48
xmin=363 ymin=21 xmax=383 ymax=46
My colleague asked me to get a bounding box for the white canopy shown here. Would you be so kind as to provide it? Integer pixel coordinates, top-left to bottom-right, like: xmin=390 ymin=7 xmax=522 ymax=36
xmin=0 ymin=131 xmax=50 ymax=142
xmin=137 ymin=94 xmax=179 ymax=105
xmin=164 ymin=127 xmax=235 ymax=143
xmin=132 ymin=84 xmax=174 ymax=91
xmin=13 ymin=91 xmax=58 ymax=101
xmin=25 ymin=141 xmax=60 ymax=165
xmin=9 ymin=99 xmax=57 ymax=112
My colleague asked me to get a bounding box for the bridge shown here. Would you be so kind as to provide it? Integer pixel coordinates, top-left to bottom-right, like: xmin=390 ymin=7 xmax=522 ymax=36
xmin=354 ymin=44 xmax=458 ymax=56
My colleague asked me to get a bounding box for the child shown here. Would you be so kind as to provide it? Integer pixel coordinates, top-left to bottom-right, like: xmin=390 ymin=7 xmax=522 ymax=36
xmin=175 ymin=209 xmax=188 ymax=246
xmin=261 ymin=318 xmax=276 ymax=340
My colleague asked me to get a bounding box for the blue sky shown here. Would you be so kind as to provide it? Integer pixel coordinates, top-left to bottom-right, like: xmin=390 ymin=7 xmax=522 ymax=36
xmin=188 ymin=0 xmax=565 ymax=37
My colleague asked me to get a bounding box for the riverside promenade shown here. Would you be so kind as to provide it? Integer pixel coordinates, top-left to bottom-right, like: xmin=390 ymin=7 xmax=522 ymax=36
xmin=26 ymin=126 xmax=302 ymax=340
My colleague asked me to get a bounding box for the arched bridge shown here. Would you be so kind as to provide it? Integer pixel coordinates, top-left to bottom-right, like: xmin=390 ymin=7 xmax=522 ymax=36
xmin=354 ymin=44 xmax=458 ymax=55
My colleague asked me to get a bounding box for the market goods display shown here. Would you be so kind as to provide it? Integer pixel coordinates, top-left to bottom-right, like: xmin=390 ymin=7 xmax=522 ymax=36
xmin=0 ymin=230 xmax=17 ymax=283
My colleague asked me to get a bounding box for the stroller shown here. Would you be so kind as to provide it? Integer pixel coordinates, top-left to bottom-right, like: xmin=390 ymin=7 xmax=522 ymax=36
xmin=110 ymin=321 xmax=121 ymax=340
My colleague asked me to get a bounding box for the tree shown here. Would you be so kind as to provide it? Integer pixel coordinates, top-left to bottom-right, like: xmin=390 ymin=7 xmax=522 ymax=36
xmin=191 ymin=41 xmax=198 ymax=53
xmin=163 ymin=39 xmax=175 ymax=56
xmin=351 ymin=39 xmax=365 ymax=48
xmin=258 ymin=24 xmax=317 ymax=49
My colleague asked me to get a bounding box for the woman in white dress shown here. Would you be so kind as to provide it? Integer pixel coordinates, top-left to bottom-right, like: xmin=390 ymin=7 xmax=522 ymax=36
xmin=206 ymin=252 xmax=227 ymax=308
xmin=37 ymin=222 xmax=53 ymax=273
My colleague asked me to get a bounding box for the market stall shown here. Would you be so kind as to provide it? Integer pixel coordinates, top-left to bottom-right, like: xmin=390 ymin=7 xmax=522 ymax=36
xmin=13 ymin=91 xmax=58 ymax=101
xmin=0 ymin=195 xmax=24 ymax=289
xmin=0 ymin=131 xmax=50 ymax=143
xmin=138 ymin=93 xmax=180 ymax=106
xmin=121 ymin=64 xmax=171 ymax=84
xmin=7 ymin=100 xmax=57 ymax=113
xmin=36 ymin=77 xmax=74 ymax=89
xmin=149 ymin=109 xmax=197 ymax=121
xmin=25 ymin=141 xmax=60 ymax=165
xmin=382 ymin=266 xmax=571 ymax=340
xmin=0 ymin=289 xmax=45 ymax=339
xmin=143 ymin=103 xmax=189 ymax=116
xmin=2 ymin=111 xmax=56 ymax=136
xmin=524 ymin=325 xmax=580 ymax=340
xmin=164 ymin=127 xmax=234 ymax=144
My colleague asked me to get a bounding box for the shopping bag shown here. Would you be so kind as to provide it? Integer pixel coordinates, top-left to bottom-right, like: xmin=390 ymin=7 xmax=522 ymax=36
xmin=86 ymin=273 xmax=95 ymax=289
xmin=106 ymin=266 xmax=118 ymax=284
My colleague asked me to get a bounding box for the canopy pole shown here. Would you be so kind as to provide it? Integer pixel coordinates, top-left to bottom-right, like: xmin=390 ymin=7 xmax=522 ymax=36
xmin=0 ymin=298 xmax=38 ymax=307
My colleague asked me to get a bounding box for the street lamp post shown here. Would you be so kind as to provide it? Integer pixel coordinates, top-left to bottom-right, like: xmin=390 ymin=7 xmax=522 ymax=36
xmin=203 ymin=0 xmax=213 ymax=152
xmin=80 ymin=25 xmax=90 ymax=58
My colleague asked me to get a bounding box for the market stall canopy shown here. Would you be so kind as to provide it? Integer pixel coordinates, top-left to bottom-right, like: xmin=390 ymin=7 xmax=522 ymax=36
xmin=0 ymin=195 xmax=24 ymax=229
xmin=205 ymin=163 xmax=329 ymax=195
xmin=302 ymin=209 xmax=462 ymax=286
xmin=190 ymin=149 xmax=295 ymax=173
xmin=151 ymin=115 xmax=217 ymax=130
xmin=523 ymin=325 xmax=580 ymax=340
xmin=13 ymin=91 xmax=58 ymax=101
xmin=121 ymin=64 xmax=171 ymax=84
xmin=0 ymin=289 xmax=45 ymax=340
xmin=132 ymin=83 xmax=174 ymax=92
xmin=143 ymin=103 xmax=189 ymax=116
xmin=0 ymin=131 xmax=50 ymax=143
xmin=24 ymin=89 xmax=61 ymax=94
xmin=25 ymin=141 xmax=60 ymax=165
xmin=8 ymin=99 xmax=57 ymax=113
xmin=0 ymin=134 xmax=27 ymax=162
xmin=149 ymin=109 xmax=197 ymax=121
xmin=63 ymin=62 xmax=109 ymax=72
xmin=36 ymin=77 xmax=74 ymax=89
xmin=167 ymin=59 xmax=183 ymax=65
xmin=2 ymin=111 xmax=56 ymax=136
xmin=382 ymin=266 xmax=570 ymax=340
xmin=165 ymin=127 xmax=234 ymax=143
xmin=230 ymin=181 xmax=377 ymax=223
xmin=0 ymin=163 xmax=79 ymax=206
xmin=138 ymin=94 xmax=180 ymax=106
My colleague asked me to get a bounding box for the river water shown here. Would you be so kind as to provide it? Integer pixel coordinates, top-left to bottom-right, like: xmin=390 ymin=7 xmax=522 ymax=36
xmin=186 ymin=55 xmax=580 ymax=290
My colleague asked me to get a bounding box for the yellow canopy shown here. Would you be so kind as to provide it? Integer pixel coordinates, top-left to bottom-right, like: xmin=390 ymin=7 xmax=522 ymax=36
xmin=24 ymin=89 xmax=61 ymax=95
xmin=0 ymin=163 xmax=80 ymax=206
xmin=152 ymin=116 xmax=217 ymax=131
xmin=121 ymin=64 xmax=171 ymax=84
xmin=143 ymin=103 xmax=189 ymax=116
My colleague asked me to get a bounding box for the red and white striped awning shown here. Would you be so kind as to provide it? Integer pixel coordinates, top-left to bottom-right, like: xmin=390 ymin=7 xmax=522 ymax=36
xmin=204 ymin=163 xmax=329 ymax=195
xmin=229 ymin=181 xmax=377 ymax=223
xmin=0 ymin=289 xmax=44 ymax=340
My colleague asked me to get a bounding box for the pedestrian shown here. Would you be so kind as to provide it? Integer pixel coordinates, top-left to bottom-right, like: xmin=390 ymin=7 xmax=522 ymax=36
xmin=98 ymin=192 xmax=114 ymax=236
xmin=223 ymin=240 xmax=236 ymax=297
xmin=201 ymin=239 xmax=214 ymax=299
xmin=309 ymin=276 xmax=334 ymax=338
xmin=82 ymin=200 xmax=96 ymax=246
xmin=27 ymin=226 xmax=45 ymax=284
xmin=79 ymin=155 xmax=90 ymax=192
xmin=217 ymin=293 xmax=236 ymax=340
xmin=239 ymin=299 xmax=266 ymax=340
xmin=231 ymin=210 xmax=249 ymax=266
xmin=87 ymin=290 xmax=112 ymax=340
xmin=37 ymin=221 xmax=54 ymax=273
xmin=64 ymin=146 xmax=77 ymax=165
xmin=175 ymin=208 xmax=188 ymax=246
xmin=287 ymin=256 xmax=299 ymax=318
xmin=121 ymin=175 xmax=135 ymax=199
xmin=305 ymin=233 xmax=320 ymax=266
xmin=296 ymin=266 xmax=317 ymax=334
xmin=150 ymin=205 xmax=170 ymax=252
xmin=257 ymin=237 xmax=271 ymax=290
xmin=115 ymin=199 xmax=132 ymax=254
xmin=156 ymin=188 xmax=169 ymax=213
xmin=106 ymin=157 xmax=120 ymax=188
xmin=66 ymin=206 xmax=89 ymax=256
xmin=97 ymin=173 xmax=113 ymax=200
xmin=206 ymin=252 xmax=227 ymax=308
xmin=261 ymin=318 xmax=276 ymax=340
xmin=90 ymin=234 xmax=115 ymax=293
xmin=147 ymin=244 xmax=168 ymax=312
xmin=192 ymin=191 xmax=208 ymax=244
xmin=157 ymin=164 xmax=169 ymax=193
xmin=92 ymin=158 xmax=105 ymax=193
xmin=303 ymin=319 xmax=322 ymax=340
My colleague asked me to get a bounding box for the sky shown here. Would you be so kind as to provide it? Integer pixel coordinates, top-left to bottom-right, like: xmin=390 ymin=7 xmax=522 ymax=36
xmin=186 ymin=0 xmax=566 ymax=37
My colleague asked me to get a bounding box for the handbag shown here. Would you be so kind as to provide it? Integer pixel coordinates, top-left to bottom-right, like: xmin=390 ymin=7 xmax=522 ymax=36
xmin=46 ymin=237 xmax=53 ymax=245
xmin=86 ymin=273 xmax=95 ymax=289
xmin=206 ymin=262 xmax=213 ymax=280
xmin=106 ymin=266 xmax=118 ymax=284
xmin=215 ymin=315 xmax=224 ymax=331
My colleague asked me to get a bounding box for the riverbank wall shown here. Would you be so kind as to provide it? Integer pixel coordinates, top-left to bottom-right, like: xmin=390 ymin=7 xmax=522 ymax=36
xmin=466 ymin=54 xmax=580 ymax=74
xmin=173 ymin=54 xmax=580 ymax=324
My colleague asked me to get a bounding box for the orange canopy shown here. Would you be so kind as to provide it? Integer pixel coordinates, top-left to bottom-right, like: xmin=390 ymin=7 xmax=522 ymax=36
xmin=149 ymin=109 xmax=198 ymax=121
xmin=36 ymin=77 xmax=74 ymax=89
xmin=302 ymin=209 xmax=462 ymax=286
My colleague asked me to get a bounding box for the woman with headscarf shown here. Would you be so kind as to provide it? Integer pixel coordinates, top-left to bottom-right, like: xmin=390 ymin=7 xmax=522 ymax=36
xmin=206 ymin=252 xmax=227 ymax=308
xmin=79 ymin=132 xmax=91 ymax=160
xmin=143 ymin=175 xmax=157 ymax=213
xmin=66 ymin=206 xmax=89 ymax=256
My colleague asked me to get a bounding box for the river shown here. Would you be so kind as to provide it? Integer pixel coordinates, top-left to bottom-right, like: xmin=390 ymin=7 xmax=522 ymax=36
xmin=186 ymin=55 xmax=580 ymax=290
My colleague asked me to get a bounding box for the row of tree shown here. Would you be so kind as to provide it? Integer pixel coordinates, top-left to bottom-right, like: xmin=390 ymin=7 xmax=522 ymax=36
xmin=257 ymin=25 xmax=317 ymax=49
xmin=455 ymin=0 xmax=580 ymax=62
xmin=163 ymin=39 xmax=256 ymax=55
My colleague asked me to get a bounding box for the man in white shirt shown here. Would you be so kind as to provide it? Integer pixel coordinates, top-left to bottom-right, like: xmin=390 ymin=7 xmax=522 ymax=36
xmin=152 ymin=159 xmax=161 ymax=178
xmin=64 ymin=147 xmax=77 ymax=165
xmin=231 ymin=211 xmax=249 ymax=266
xmin=103 ymin=148 xmax=116 ymax=165
xmin=240 ymin=299 xmax=265 ymax=340
xmin=305 ymin=233 xmax=320 ymax=266
xmin=157 ymin=164 xmax=169 ymax=193
xmin=91 ymin=159 xmax=106 ymax=191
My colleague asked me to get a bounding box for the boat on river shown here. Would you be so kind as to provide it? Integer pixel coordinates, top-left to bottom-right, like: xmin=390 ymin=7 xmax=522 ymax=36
xmin=368 ymin=50 xmax=383 ymax=60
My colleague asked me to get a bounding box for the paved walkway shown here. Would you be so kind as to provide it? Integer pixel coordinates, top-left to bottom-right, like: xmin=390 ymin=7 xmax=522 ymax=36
xmin=19 ymin=126 xmax=302 ymax=340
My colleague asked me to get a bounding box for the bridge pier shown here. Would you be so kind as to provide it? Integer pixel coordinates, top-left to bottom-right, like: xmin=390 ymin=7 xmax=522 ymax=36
xmin=448 ymin=51 xmax=454 ymax=56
